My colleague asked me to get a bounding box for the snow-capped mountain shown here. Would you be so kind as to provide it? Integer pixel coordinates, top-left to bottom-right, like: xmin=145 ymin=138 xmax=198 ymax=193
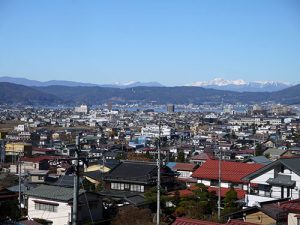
xmin=100 ymin=81 xmax=164 ymax=88
xmin=188 ymin=78 xmax=293 ymax=92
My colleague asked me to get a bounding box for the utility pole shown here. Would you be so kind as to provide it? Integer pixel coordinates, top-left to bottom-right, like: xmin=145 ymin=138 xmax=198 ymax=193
xmin=18 ymin=153 xmax=22 ymax=213
xmin=218 ymin=149 xmax=222 ymax=221
xmin=157 ymin=119 xmax=161 ymax=225
xmin=72 ymin=135 xmax=80 ymax=225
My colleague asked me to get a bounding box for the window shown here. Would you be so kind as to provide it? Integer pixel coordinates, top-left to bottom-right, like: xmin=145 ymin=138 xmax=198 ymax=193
xmin=130 ymin=184 xmax=144 ymax=192
xmin=111 ymin=182 xmax=125 ymax=190
xmin=34 ymin=202 xmax=58 ymax=212
xmin=210 ymin=180 xmax=219 ymax=187
xmin=124 ymin=183 xmax=130 ymax=190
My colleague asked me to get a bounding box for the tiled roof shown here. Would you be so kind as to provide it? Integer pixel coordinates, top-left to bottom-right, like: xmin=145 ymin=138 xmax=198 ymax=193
xmin=172 ymin=217 xmax=221 ymax=225
xmin=21 ymin=155 xmax=62 ymax=163
xmin=25 ymin=184 xmax=84 ymax=201
xmin=192 ymin=160 xmax=263 ymax=183
xmin=227 ymin=219 xmax=259 ymax=225
xmin=174 ymin=163 xmax=197 ymax=171
xmin=190 ymin=153 xmax=214 ymax=160
xmin=280 ymin=198 xmax=300 ymax=212
xmin=105 ymin=160 xmax=157 ymax=183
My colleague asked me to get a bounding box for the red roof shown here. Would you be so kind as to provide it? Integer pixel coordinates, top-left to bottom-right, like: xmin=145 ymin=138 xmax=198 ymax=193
xmin=280 ymin=198 xmax=300 ymax=212
xmin=192 ymin=160 xmax=263 ymax=183
xmin=227 ymin=219 xmax=259 ymax=225
xmin=172 ymin=217 xmax=221 ymax=225
xmin=190 ymin=153 xmax=214 ymax=160
xmin=33 ymin=147 xmax=55 ymax=152
xmin=21 ymin=155 xmax=63 ymax=163
xmin=174 ymin=163 xmax=197 ymax=171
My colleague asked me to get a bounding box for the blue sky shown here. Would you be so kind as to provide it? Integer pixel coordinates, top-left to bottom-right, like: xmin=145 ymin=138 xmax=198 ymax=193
xmin=0 ymin=0 xmax=299 ymax=86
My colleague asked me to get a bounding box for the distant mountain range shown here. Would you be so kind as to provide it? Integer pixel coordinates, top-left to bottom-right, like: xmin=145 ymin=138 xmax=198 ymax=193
xmin=0 ymin=76 xmax=164 ymax=88
xmin=0 ymin=81 xmax=300 ymax=106
xmin=0 ymin=76 xmax=295 ymax=92
xmin=188 ymin=78 xmax=293 ymax=92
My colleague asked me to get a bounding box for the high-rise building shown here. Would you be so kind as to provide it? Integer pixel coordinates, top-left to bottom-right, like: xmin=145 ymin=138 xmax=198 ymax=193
xmin=167 ymin=104 xmax=175 ymax=113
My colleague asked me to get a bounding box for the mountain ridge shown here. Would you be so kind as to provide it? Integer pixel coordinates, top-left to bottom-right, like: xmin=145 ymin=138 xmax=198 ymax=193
xmin=0 ymin=82 xmax=299 ymax=106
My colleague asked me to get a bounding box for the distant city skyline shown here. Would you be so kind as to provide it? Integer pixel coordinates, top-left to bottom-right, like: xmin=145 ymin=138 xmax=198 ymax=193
xmin=0 ymin=0 xmax=299 ymax=86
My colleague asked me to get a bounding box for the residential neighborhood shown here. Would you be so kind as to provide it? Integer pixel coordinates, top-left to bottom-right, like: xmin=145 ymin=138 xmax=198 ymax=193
xmin=0 ymin=103 xmax=300 ymax=225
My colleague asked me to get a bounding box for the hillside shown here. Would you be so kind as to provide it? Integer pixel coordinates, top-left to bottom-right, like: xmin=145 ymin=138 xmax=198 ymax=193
xmin=0 ymin=82 xmax=63 ymax=105
xmin=35 ymin=85 xmax=271 ymax=105
xmin=1 ymin=82 xmax=299 ymax=105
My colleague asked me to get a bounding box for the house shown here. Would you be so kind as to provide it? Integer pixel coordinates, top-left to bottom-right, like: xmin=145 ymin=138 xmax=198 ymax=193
xmin=104 ymin=160 xmax=175 ymax=193
xmin=226 ymin=199 xmax=288 ymax=225
xmin=192 ymin=160 xmax=263 ymax=194
xmin=10 ymin=156 xmax=51 ymax=174
xmin=25 ymin=185 xmax=103 ymax=225
xmin=27 ymin=170 xmax=49 ymax=184
xmin=242 ymin=157 xmax=300 ymax=207
xmin=189 ymin=152 xmax=214 ymax=165
xmin=174 ymin=163 xmax=198 ymax=179
xmin=263 ymin=148 xmax=286 ymax=161
xmin=173 ymin=163 xmax=198 ymax=186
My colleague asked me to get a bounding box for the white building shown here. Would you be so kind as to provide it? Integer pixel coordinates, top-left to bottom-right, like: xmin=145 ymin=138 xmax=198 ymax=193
xmin=141 ymin=124 xmax=173 ymax=138
xmin=75 ymin=104 xmax=89 ymax=114
xmin=243 ymin=157 xmax=300 ymax=207
xmin=26 ymin=185 xmax=103 ymax=225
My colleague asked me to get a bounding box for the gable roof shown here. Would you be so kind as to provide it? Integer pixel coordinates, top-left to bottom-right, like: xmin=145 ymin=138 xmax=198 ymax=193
xmin=246 ymin=156 xmax=271 ymax=165
xmin=104 ymin=160 xmax=157 ymax=184
xmin=174 ymin=163 xmax=197 ymax=171
xmin=192 ymin=160 xmax=263 ymax=183
xmin=242 ymin=157 xmax=300 ymax=181
xmin=25 ymin=184 xmax=85 ymax=202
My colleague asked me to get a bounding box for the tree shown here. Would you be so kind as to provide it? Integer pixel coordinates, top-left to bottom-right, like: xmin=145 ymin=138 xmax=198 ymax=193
xmin=176 ymin=151 xmax=185 ymax=163
xmin=112 ymin=206 xmax=154 ymax=225
xmin=222 ymin=187 xmax=238 ymax=215
xmin=255 ymin=143 xmax=263 ymax=156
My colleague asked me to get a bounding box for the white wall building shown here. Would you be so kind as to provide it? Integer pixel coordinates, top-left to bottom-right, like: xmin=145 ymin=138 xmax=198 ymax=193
xmin=243 ymin=157 xmax=300 ymax=207
xmin=26 ymin=185 xmax=103 ymax=225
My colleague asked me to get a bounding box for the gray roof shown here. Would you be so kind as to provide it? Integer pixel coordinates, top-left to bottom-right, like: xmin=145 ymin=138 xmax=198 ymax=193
xmin=267 ymin=174 xmax=296 ymax=187
xmin=280 ymin=158 xmax=300 ymax=175
xmin=263 ymin=148 xmax=286 ymax=156
xmin=104 ymin=161 xmax=157 ymax=184
xmin=243 ymin=157 xmax=300 ymax=181
xmin=25 ymin=184 xmax=85 ymax=202
xmin=98 ymin=190 xmax=146 ymax=206
xmin=125 ymin=195 xmax=146 ymax=206
xmin=247 ymin=156 xmax=271 ymax=165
